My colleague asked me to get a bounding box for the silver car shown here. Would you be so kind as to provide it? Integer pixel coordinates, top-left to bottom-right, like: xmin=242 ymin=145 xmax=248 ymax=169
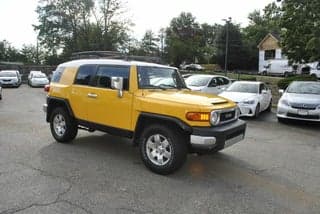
xmin=29 ymin=73 xmax=49 ymax=87
xmin=277 ymin=81 xmax=320 ymax=122
xmin=0 ymin=70 xmax=21 ymax=87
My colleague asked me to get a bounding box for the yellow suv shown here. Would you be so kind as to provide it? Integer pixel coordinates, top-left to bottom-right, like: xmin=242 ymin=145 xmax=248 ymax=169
xmin=43 ymin=59 xmax=246 ymax=174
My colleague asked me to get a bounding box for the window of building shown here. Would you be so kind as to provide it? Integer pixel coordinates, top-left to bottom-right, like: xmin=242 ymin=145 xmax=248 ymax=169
xmin=264 ymin=50 xmax=276 ymax=60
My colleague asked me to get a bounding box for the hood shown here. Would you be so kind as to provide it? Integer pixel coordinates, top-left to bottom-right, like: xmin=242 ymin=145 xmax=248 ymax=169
xmin=0 ymin=76 xmax=18 ymax=81
xmin=188 ymin=86 xmax=204 ymax=91
xmin=219 ymin=91 xmax=257 ymax=103
xmin=283 ymin=93 xmax=320 ymax=105
xmin=141 ymin=90 xmax=229 ymax=107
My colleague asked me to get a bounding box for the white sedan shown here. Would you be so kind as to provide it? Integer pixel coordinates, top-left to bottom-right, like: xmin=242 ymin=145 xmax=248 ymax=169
xmin=219 ymin=81 xmax=272 ymax=118
xmin=185 ymin=74 xmax=232 ymax=94
xmin=29 ymin=73 xmax=49 ymax=87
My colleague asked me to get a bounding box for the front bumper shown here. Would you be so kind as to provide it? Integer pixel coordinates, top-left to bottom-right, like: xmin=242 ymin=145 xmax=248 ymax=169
xmin=0 ymin=81 xmax=19 ymax=87
xmin=277 ymin=104 xmax=320 ymax=122
xmin=237 ymin=103 xmax=256 ymax=117
xmin=190 ymin=119 xmax=246 ymax=152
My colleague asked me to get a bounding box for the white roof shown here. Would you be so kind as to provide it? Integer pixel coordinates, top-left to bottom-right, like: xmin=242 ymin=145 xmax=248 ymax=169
xmin=58 ymin=59 xmax=175 ymax=69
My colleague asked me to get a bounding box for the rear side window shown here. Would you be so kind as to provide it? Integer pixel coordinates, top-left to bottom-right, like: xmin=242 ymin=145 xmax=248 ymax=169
xmin=74 ymin=65 xmax=96 ymax=85
xmin=51 ymin=67 xmax=65 ymax=83
xmin=93 ymin=66 xmax=130 ymax=90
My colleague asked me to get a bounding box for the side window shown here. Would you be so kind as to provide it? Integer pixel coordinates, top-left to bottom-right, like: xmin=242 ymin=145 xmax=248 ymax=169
xmin=94 ymin=65 xmax=130 ymax=90
xmin=216 ymin=77 xmax=226 ymax=86
xmin=51 ymin=67 xmax=65 ymax=83
xmin=259 ymin=84 xmax=265 ymax=93
xmin=220 ymin=77 xmax=230 ymax=85
xmin=74 ymin=65 xmax=96 ymax=85
xmin=208 ymin=78 xmax=217 ymax=87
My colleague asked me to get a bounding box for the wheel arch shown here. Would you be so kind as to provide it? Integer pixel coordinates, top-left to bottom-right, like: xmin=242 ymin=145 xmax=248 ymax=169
xmin=46 ymin=97 xmax=74 ymax=122
xmin=133 ymin=112 xmax=192 ymax=145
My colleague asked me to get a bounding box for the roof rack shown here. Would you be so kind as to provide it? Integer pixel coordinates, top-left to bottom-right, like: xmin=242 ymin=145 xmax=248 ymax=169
xmin=71 ymin=51 xmax=163 ymax=64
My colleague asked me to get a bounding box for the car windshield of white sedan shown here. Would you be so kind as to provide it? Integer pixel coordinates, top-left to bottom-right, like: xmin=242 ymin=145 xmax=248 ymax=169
xmin=227 ymin=82 xmax=259 ymax=93
xmin=137 ymin=67 xmax=186 ymax=89
xmin=185 ymin=76 xmax=211 ymax=87
xmin=0 ymin=72 xmax=16 ymax=77
xmin=33 ymin=73 xmax=47 ymax=78
xmin=287 ymin=82 xmax=320 ymax=94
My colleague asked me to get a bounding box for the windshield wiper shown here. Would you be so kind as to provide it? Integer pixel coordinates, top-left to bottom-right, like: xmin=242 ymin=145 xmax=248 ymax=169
xmin=158 ymin=84 xmax=177 ymax=90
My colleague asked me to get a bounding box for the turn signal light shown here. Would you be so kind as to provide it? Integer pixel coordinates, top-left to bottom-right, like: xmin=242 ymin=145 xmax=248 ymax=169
xmin=186 ymin=112 xmax=210 ymax=121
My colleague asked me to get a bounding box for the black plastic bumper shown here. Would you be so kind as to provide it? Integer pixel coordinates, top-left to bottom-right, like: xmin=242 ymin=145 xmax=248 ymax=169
xmin=190 ymin=119 xmax=246 ymax=152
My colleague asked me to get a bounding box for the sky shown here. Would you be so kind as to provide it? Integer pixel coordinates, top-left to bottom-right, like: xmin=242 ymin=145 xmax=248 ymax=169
xmin=0 ymin=0 xmax=275 ymax=48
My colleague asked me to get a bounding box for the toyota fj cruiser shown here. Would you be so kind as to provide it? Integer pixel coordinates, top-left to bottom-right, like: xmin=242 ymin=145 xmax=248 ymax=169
xmin=43 ymin=59 xmax=246 ymax=174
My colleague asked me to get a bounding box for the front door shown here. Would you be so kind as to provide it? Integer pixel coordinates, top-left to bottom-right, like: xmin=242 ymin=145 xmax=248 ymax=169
xmin=86 ymin=65 xmax=133 ymax=131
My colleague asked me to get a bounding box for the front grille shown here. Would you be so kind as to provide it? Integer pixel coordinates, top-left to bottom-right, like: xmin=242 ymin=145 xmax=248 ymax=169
xmin=220 ymin=111 xmax=236 ymax=122
xmin=291 ymin=103 xmax=317 ymax=110
xmin=287 ymin=113 xmax=319 ymax=120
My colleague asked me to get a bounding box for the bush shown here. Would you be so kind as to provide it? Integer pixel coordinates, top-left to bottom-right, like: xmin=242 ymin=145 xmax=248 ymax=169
xmin=239 ymin=76 xmax=257 ymax=81
xmin=277 ymin=75 xmax=318 ymax=89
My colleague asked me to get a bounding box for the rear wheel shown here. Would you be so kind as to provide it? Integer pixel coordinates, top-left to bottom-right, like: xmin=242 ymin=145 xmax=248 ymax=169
xmin=267 ymin=100 xmax=272 ymax=112
xmin=139 ymin=124 xmax=187 ymax=175
xmin=254 ymin=103 xmax=260 ymax=118
xmin=50 ymin=107 xmax=78 ymax=143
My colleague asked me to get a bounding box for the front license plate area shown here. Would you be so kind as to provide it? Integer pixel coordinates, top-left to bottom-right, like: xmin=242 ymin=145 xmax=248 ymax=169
xmin=225 ymin=134 xmax=244 ymax=148
xmin=298 ymin=110 xmax=308 ymax=116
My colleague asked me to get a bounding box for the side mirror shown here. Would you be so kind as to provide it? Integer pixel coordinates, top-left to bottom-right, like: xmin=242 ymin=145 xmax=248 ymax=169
xmin=278 ymin=89 xmax=284 ymax=95
xmin=111 ymin=77 xmax=123 ymax=98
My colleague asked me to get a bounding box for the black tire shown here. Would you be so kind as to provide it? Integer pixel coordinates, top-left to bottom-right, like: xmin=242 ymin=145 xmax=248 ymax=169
xmin=262 ymin=71 xmax=267 ymax=76
xmin=311 ymin=74 xmax=317 ymax=79
xmin=277 ymin=117 xmax=287 ymax=123
xmin=50 ymin=107 xmax=78 ymax=143
xmin=0 ymin=94 xmax=2 ymax=100
xmin=254 ymin=103 xmax=260 ymax=118
xmin=139 ymin=124 xmax=187 ymax=175
xmin=267 ymin=100 xmax=272 ymax=112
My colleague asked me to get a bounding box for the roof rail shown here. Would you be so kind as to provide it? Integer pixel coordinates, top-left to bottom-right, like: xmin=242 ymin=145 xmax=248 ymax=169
xmin=71 ymin=51 xmax=163 ymax=64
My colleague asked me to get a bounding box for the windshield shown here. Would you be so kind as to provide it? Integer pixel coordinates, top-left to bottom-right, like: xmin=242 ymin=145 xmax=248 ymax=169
xmin=185 ymin=76 xmax=211 ymax=87
xmin=287 ymin=82 xmax=320 ymax=94
xmin=226 ymin=82 xmax=259 ymax=93
xmin=0 ymin=72 xmax=16 ymax=77
xmin=33 ymin=73 xmax=47 ymax=78
xmin=137 ymin=66 xmax=186 ymax=89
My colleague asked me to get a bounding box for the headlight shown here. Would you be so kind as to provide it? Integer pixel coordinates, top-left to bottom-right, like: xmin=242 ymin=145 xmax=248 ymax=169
xmin=210 ymin=111 xmax=219 ymax=125
xmin=280 ymin=99 xmax=290 ymax=106
xmin=235 ymin=107 xmax=241 ymax=118
xmin=243 ymin=99 xmax=255 ymax=105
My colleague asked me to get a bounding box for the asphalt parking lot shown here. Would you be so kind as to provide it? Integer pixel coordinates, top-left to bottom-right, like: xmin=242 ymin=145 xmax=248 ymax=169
xmin=0 ymin=85 xmax=320 ymax=214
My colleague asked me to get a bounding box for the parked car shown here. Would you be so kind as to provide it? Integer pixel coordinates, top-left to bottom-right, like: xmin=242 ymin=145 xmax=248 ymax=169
xmin=185 ymin=74 xmax=232 ymax=94
xmin=219 ymin=81 xmax=272 ymax=118
xmin=0 ymin=70 xmax=21 ymax=87
xmin=28 ymin=71 xmax=43 ymax=85
xmin=182 ymin=64 xmax=204 ymax=71
xmin=277 ymin=81 xmax=320 ymax=122
xmin=29 ymin=73 xmax=49 ymax=87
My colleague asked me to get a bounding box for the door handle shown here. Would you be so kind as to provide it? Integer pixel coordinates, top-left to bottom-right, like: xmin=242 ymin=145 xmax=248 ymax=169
xmin=87 ymin=93 xmax=98 ymax=98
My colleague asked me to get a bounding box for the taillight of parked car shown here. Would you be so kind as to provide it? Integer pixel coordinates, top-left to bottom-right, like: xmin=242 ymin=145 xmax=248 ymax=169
xmin=44 ymin=84 xmax=50 ymax=92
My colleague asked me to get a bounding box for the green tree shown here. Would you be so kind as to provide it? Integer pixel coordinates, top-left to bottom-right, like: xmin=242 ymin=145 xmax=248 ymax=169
xmin=215 ymin=23 xmax=247 ymax=70
xmin=140 ymin=30 xmax=160 ymax=56
xmin=242 ymin=2 xmax=282 ymax=69
xmin=165 ymin=12 xmax=201 ymax=66
xmin=280 ymin=0 xmax=320 ymax=62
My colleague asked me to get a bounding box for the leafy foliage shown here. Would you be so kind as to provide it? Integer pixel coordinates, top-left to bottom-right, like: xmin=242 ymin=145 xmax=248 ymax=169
xmin=277 ymin=75 xmax=318 ymax=89
xmin=280 ymin=0 xmax=320 ymax=62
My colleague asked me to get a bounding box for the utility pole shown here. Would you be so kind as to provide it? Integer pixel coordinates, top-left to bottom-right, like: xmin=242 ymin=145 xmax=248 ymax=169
xmin=222 ymin=17 xmax=232 ymax=77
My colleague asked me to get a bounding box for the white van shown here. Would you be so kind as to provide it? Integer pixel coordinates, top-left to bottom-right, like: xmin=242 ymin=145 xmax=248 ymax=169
xmin=308 ymin=61 xmax=320 ymax=78
xmin=260 ymin=59 xmax=296 ymax=77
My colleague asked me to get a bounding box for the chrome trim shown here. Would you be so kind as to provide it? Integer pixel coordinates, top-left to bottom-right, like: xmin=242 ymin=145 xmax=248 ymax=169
xmin=190 ymin=135 xmax=216 ymax=149
xmin=211 ymin=107 xmax=238 ymax=126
